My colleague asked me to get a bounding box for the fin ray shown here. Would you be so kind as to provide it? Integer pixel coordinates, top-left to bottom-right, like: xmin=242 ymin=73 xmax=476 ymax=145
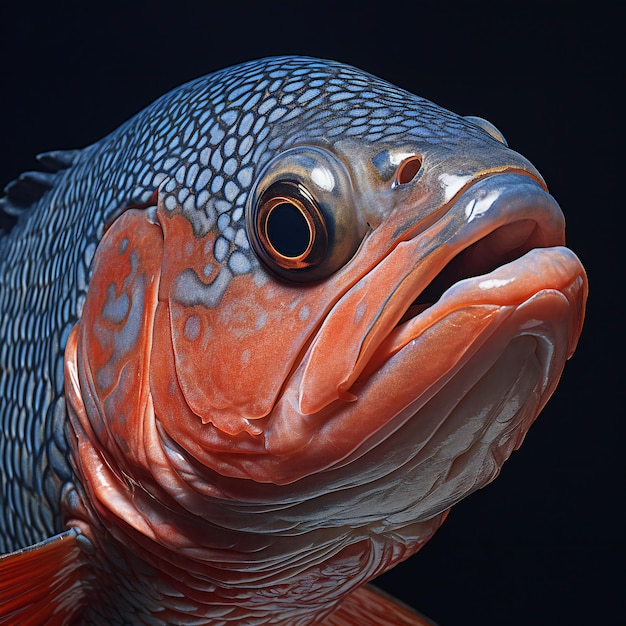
xmin=0 ymin=529 xmax=86 ymax=624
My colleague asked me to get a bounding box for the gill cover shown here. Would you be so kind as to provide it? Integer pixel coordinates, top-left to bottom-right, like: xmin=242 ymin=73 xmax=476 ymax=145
xmin=67 ymin=205 xmax=163 ymax=471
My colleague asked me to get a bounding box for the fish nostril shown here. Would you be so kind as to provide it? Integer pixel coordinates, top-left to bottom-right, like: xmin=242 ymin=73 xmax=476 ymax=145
xmin=396 ymin=156 xmax=422 ymax=185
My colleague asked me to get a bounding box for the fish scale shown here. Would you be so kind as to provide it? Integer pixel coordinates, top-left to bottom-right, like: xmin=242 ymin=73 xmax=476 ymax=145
xmin=0 ymin=54 xmax=455 ymax=550
xmin=0 ymin=56 xmax=586 ymax=624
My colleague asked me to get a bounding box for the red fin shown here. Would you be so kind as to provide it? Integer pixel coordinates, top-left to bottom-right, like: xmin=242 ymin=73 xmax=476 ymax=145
xmin=323 ymin=584 xmax=437 ymax=626
xmin=0 ymin=529 xmax=86 ymax=625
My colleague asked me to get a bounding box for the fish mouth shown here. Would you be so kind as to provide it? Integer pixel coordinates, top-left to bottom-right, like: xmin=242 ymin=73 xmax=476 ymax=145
xmin=396 ymin=217 xmax=555 ymax=325
xmin=366 ymin=174 xmax=586 ymax=375
xmin=364 ymin=243 xmax=584 ymax=380
xmin=266 ymin=173 xmax=587 ymax=470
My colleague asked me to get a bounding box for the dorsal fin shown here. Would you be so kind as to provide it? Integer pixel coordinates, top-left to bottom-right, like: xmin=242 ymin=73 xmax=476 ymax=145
xmin=0 ymin=529 xmax=87 ymax=624
xmin=0 ymin=148 xmax=81 ymax=222
xmin=36 ymin=149 xmax=82 ymax=172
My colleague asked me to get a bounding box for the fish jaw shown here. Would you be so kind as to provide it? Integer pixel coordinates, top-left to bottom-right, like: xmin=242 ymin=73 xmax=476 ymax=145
xmin=368 ymin=246 xmax=585 ymax=377
xmin=262 ymin=174 xmax=587 ymax=482
xmin=264 ymin=247 xmax=585 ymax=489
xmin=297 ymin=173 xmax=567 ymax=414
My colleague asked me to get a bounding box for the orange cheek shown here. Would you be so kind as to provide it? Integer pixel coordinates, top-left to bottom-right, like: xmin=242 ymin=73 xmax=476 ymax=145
xmin=164 ymin=272 xmax=317 ymax=432
xmin=153 ymin=211 xmax=318 ymax=435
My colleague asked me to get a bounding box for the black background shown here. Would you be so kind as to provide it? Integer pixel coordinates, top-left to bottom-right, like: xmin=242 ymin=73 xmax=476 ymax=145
xmin=0 ymin=2 xmax=621 ymax=624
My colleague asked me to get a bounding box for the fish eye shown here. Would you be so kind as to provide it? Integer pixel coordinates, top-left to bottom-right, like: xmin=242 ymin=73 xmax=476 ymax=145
xmin=247 ymin=147 xmax=364 ymax=282
xmin=255 ymin=181 xmax=327 ymax=270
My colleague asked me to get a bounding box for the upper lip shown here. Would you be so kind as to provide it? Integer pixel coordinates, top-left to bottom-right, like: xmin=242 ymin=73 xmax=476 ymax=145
xmin=296 ymin=172 xmax=570 ymax=414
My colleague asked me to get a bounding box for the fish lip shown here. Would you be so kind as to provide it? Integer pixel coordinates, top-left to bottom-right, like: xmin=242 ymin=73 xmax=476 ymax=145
xmin=362 ymin=245 xmax=587 ymax=380
xmin=359 ymin=171 xmax=588 ymax=378
xmin=296 ymin=173 xmax=577 ymax=415
xmin=374 ymin=173 xmax=570 ymax=327
xmin=367 ymin=171 xmax=569 ymax=333
xmin=392 ymin=172 xmax=567 ymax=321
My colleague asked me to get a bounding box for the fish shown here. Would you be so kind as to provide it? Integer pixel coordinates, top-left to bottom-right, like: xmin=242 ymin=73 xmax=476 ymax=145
xmin=0 ymin=55 xmax=587 ymax=624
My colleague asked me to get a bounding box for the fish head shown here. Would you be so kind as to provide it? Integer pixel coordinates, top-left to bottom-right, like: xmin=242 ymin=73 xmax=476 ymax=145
xmin=65 ymin=57 xmax=586 ymax=570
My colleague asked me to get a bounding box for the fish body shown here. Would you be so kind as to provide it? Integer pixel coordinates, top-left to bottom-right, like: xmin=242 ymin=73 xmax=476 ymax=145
xmin=0 ymin=57 xmax=587 ymax=624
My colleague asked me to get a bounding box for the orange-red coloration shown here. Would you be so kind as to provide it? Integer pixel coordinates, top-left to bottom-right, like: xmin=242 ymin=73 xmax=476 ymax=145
xmin=0 ymin=531 xmax=85 ymax=625
xmin=72 ymin=208 xmax=164 ymax=478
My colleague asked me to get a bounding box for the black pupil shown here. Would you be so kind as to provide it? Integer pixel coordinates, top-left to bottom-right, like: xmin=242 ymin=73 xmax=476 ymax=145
xmin=267 ymin=202 xmax=311 ymax=257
